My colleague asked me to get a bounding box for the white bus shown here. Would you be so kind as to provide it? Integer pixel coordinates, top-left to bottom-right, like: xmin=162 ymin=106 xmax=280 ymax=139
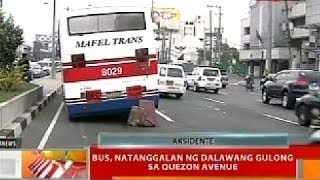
xmin=59 ymin=6 xmax=159 ymax=119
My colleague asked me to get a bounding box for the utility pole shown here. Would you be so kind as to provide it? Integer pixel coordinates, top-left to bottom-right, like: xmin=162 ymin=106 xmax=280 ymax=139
xmin=161 ymin=28 xmax=166 ymax=63
xmin=317 ymin=28 xmax=320 ymax=70
xmin=209 ymin=8 xmax=213 ymax=67
xmin=217 ymin=6 xmax=222 ymax=63
xmin=167 ymin=29 xmax=173 ymax=63
xmin=265 ymin=1 xmax=273 ymax=74
xmin=203 ymin=31 xmax=206 ymax=64
xmin=50 ymin=0 xmax=57 ymax=79
xmin=283 ymin=0 xmax=293 ymax=69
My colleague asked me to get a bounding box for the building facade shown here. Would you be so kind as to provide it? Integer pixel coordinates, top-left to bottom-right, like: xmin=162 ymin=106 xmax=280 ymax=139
xmin=305 ymin=0 xmax=320 ymax=70
xmin=240 ymin=0 xmax=320 ymax=77
xmin=170 ymin=16 xmax=210 ymax=65
xmin=33 ymin=34 xmax=58 ymax=61
xmin=240 ymin=1 xmax=292 ymax=77
xmin=16 ymin=44 xmax=33 ymax=61
xmin=289 ymin=0 xmax=319 ymax=70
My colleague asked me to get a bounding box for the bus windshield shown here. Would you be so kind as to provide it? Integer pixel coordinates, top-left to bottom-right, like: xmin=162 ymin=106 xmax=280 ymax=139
xmin=68 ymin=12 xmax=146 ymax=35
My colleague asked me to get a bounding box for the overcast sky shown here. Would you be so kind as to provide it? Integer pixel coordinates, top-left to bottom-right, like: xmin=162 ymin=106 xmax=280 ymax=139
xmin=2 ymin=0 xmax=251 ymax=48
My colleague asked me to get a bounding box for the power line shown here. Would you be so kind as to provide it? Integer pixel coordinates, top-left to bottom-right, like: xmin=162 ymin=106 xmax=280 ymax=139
xmin=226 ymin=37 xmax=291 ymax=49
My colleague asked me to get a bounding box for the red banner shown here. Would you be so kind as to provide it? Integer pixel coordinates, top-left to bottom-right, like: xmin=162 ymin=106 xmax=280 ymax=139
xmin=89 ymin=145 xmax=320 ymax=179
xmin=63 ymin=60 xmax=158 ymax=83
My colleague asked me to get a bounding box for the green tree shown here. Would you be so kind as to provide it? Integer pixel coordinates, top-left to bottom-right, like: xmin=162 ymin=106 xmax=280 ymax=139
xmin=0 ymin=10 xmax=24 ymax=70
xmin=219 ymin=44 xmax=240 ymax=63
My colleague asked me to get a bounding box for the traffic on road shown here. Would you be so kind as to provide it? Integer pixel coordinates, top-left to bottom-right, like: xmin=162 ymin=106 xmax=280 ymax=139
xmin=20 ymin=70 xmax=319 ymax=149
xmin=2 ymin=0 xmax=319 ymax=151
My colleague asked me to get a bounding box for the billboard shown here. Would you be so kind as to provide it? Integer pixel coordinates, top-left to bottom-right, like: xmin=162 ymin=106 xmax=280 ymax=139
xmin=152 ymin=7 xmax=180 ymax=29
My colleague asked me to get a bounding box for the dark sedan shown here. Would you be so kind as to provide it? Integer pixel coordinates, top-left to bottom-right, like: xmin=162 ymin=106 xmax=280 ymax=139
xmin=262 ymin=70 xmax=320 ymax=109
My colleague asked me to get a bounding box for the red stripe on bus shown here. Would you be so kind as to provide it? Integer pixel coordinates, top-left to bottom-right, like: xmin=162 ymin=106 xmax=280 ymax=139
xmin=62 ymin=54 xmax=157 ymax=66
xmin=63 ymin=60 xmax=158 ymax=83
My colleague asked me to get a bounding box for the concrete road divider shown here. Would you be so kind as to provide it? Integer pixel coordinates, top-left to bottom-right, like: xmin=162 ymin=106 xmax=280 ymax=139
xmin=0 ymin=86 xmax=43 ymax=131
xmin=0 ymin=85 xmax=63 ymax=138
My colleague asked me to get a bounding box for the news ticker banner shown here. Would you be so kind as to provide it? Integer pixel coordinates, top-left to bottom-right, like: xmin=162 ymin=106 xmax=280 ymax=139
xmin=1 ymin=147 xmax=320 ymax=179
xmin=98 ymin=132 xmax=289 ymax=146
xmin=90 ymin=145 xmax=320 ymax=179
xmin=0 ymin=149 xmax=87 ymax=179
xmin=91 ymin=132 xmax=320 ymax=179
xmin=0 ymin=137 xmax=21 ymax=148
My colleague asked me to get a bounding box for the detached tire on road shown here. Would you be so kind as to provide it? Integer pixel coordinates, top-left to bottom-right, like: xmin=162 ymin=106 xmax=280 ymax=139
xmin=262 ymin=89 xmax=270 ymax=104
xmin=222 ymin=84 xmax=226 ymax=88
xmin=297 ymin=105 xmax=311 ymax=126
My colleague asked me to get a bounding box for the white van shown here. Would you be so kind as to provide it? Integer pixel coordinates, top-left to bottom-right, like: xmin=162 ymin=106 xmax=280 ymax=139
xmin=158 ymin=64 xmax=187 ymax=99
xmin=187 ymin=67 xmax=222 ymax=94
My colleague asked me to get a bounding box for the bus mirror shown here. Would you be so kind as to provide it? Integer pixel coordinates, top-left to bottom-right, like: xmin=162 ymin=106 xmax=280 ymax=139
xmin=135 ymin=48 xmax=149 ymax=62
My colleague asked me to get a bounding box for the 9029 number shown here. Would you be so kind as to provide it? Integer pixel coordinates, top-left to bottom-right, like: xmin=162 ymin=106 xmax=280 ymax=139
xmin=101 ymin=67 xmax=123 ymax=77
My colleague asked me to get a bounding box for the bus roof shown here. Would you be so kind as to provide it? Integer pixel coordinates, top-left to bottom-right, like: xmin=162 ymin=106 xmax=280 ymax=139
xmin=66 ymin=0 xmax=151 ymax=10
xmin=61 ymin=6 xmax=151 ymax=22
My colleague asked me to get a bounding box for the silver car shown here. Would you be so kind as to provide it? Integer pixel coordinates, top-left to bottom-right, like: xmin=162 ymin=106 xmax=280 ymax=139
xmin=32 ymin=67 xmax=44 ymax=78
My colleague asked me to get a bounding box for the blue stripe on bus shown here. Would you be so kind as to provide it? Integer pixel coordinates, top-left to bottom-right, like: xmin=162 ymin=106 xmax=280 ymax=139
xmin=66 ymin=94 xmax=159 ymax=119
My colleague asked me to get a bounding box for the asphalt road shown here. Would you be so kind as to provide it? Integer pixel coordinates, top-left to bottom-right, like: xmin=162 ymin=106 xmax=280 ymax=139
xmin=21 ymin=83 xmax=315 ymax=149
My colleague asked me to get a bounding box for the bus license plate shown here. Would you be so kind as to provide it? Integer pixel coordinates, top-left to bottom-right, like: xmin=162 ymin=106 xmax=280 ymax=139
xmin=86 ymin=90 xmax=102 ymax=102
xmin=106 ymin=91 xmax=122 ymax=98
xmin=127 ymin=86 xmax=143 ymax=98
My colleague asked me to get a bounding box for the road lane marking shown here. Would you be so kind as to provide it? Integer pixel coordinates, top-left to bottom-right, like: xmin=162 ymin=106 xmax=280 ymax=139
xmin=220 ymin=92 xmax=228 ymax=95
xmin=37 ymin=102 xmax=64 ymax=149
xmin=155 ymin=110 xmax=175 ymax=123
xmin=256 ymin=99 xmax=262 ymax=102
xmin=204 ymin=97 xmax=226 ymax=104
xmin=262 ymin=113 xmax=299 ymax=125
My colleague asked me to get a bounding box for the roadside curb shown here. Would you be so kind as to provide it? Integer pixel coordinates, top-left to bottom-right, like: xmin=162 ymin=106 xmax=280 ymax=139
xmin=0 ymin=85 xmax=63 ymax=138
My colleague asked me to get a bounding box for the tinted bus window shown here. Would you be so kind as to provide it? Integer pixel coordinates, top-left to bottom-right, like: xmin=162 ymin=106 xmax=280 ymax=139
xmin=68 ymin=12 xmax=146 ymax=35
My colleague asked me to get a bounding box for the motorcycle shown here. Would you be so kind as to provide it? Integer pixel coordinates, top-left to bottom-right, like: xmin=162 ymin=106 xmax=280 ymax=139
xmin=246 ymin=81 xmax=254 ymax=91
xmin=245 ymin=75 xmax=254 ymax=91
xmin=295 ymin=83 xmax=320 ymax=126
